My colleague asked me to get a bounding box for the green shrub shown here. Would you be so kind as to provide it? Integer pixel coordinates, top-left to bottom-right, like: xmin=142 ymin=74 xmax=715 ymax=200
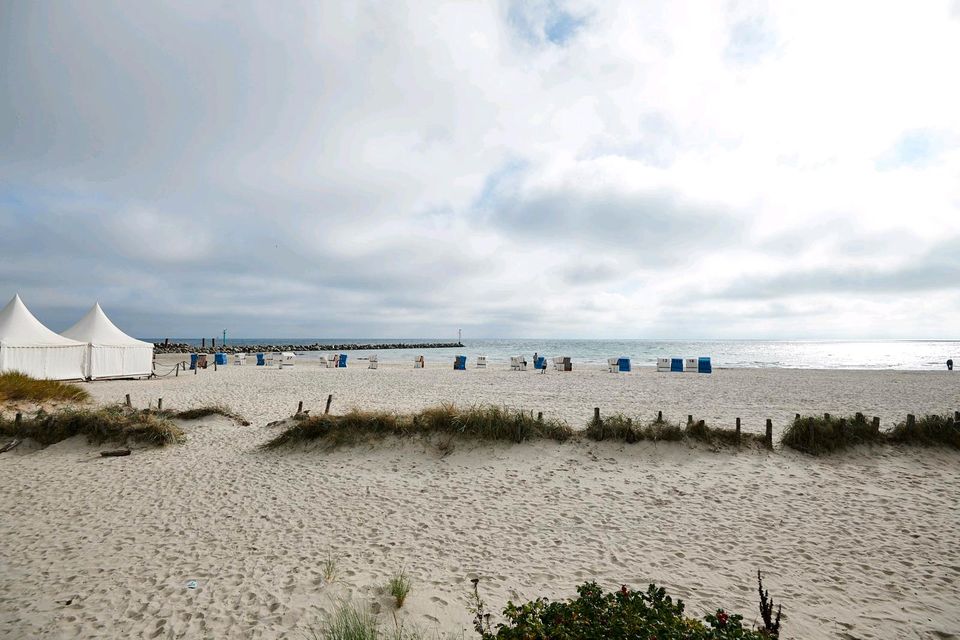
xmin=0 ymin=371 xmax=89 ymax=404
xmin=0 ymin=405 xmax=184 ymax=447
xmin=474 ymin=581 xmax=771 ymax=639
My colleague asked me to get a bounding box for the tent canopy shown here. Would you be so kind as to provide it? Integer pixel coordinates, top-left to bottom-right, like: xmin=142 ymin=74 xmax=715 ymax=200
xmin=61 ymin=303 xmax=152 ymax=348
xmin=0 ymin=294 xmax=87 ymax=380
xmin=61 ymin=303 xmax=153 ymax=380
xmin=0 ymin=294 xmax=86 ymax=348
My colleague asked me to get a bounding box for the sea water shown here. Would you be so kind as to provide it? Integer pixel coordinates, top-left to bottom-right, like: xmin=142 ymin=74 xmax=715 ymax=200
xmin=144 ymin=338 xmax=960 ymax=370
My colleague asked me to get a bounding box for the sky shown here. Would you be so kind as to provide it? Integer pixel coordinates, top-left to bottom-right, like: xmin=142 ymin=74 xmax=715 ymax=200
xmin=1 ymin=0 xmax=959 ymax=340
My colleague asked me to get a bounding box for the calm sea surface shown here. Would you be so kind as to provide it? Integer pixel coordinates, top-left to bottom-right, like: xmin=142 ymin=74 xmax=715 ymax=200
xmin=143 ymin=338 xmax=960 ymax=370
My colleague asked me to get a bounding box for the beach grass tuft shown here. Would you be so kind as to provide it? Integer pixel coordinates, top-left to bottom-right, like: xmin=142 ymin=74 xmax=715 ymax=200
xmin=387 ymin=568 xmax=412 ymax=608
xmin=781 ymin=413 xmax=884 ymax=455
xmin=264 ymin=404 xmax=573 ymax=449
xmin=162 ymin=404 xmax=251 ymax=426
xmin=0 ymin=371 xmax=90 ymax=404
xmin=888 ymin=414 xmax=959 ymax=449
xmin=312 ymin=600 xmax=380 ymax=640
xmin=322 ymin=553 xmax=340 ymax=583
xmin=0 ymin=405 xmax=184 ymax=447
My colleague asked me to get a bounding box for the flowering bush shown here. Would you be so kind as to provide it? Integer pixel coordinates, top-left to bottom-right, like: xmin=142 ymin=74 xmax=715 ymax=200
xmin=475 ymin=581 xmax=773 ymax=640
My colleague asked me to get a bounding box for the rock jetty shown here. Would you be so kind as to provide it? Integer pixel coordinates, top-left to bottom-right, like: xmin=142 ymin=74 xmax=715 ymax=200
xmin=153 ymin=341 xmax=465 ymax=355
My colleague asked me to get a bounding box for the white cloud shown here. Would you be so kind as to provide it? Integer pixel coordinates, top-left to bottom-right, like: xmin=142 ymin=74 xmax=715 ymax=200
xmin=1 ymin=0 xmax=958 ymax=337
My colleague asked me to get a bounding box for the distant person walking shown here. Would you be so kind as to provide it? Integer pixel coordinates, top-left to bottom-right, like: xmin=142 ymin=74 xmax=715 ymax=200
xmin=948 ymin=359 xmax=954 ymax=371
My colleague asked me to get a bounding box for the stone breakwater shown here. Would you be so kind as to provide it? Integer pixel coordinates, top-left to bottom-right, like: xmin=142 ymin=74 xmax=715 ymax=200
xmin=152 ymin=342 xmax=465 ymax=355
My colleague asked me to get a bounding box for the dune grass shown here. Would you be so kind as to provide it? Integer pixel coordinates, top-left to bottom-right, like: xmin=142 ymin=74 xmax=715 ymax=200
xmin=0 ymin=371 xmax=89 ymax=404
xmin=161 ymin=404 xmax=251 ymax=426
xmin=781 ymin=413 xmax=885 ymax=455
xmin=312 ymin=600 xmax=380 ymax=640
xmin=0 ymin=405 xmax=184 ymax=447
xmin=888 ymin=414 xmax=959 ymax=449
xmin=387 ymin=568 xmax=412 ymax=608
xmin=264 ymin=404 xmax=573 ymax=449
xmin=585 ymin=414 xmax=759 ymax=446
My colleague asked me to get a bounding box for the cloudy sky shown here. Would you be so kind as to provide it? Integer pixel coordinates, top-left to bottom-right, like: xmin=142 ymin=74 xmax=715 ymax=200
xmin=2 ymin=1 xmax=958 ymax=339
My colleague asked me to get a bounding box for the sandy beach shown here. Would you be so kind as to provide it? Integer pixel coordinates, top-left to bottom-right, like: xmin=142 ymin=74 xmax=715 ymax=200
xmin=2 ymin=358 xmax=959 ymax=639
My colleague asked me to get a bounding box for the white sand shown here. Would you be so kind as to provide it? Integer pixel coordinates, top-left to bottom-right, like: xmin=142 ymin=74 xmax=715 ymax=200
xmin=1 ymin=358 xmax=959 ymax=639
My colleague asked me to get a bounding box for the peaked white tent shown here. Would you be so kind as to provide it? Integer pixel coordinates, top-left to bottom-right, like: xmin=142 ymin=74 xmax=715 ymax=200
xmin=0 ymin=295 xmax=87 ymax=380
xmin=62 ymin=303 xmax=153 ymax=380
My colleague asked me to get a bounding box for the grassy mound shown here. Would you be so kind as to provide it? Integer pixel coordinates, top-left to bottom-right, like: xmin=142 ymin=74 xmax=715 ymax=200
xmin=265 ymin=404 xmax=573 ymax=449
xmin=585 ymin=414 xmax=761 ymax=446
xmin=782 ymin=414 xmax=885 ymax=455
xmin=0 ymin=405 xmax=184 ymax=447
xmin=161 ymin=404 xmax=251 ymax=426
xmin=0 ymin=371 xmax=89 ymax=404
xmin=888 ymin=414 xmax=959 ymax=449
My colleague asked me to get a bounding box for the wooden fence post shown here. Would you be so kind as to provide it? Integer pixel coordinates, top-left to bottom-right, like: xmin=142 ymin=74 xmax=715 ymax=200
xmin=125 ymin=394 xmax=131 ymax=408
xmin=765 ymin=419 xmax=773 ymax=449
xmin=15 ymin=413 xmax=22 ymax=428
xmin=158 ymin=398 xmax=163 ymax=412
xmin=735 ymin=417 xmax=741 ymax=444
xmin=687 ymin=414 xmax=693 ymax=426
xmin=907 ymin=414 xmax=916 ymax=434
xmin=297 ymin=401 xmax=303 ymax=414
xmin=872 ymin=416 xmax=880 ymax=434
xmin=325 ymin=394 xmax=333 ymax=415
xmin=657 ymin=410 xmax=663 ymax=423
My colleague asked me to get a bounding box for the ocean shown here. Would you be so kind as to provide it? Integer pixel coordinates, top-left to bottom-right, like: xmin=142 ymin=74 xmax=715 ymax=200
xmin=143 ymin=338 xmax=960 ymax=370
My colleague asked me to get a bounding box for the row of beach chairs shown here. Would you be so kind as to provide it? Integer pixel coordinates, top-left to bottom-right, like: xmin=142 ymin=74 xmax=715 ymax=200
xmin=656 ymin=357 xmax=712 ymax=373
xmin=220 ymin=352 xmax=710 ymax=373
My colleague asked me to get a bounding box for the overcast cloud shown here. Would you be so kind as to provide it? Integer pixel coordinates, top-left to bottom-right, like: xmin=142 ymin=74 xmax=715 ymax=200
xmin=1 ymin=0 xmax=958 ymax=339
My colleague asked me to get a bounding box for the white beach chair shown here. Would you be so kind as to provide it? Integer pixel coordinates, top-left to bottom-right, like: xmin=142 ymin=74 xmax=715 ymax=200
xmin=414 ymin=355 xmax=425 ymax=368
xmin=279 ymin=352 xmax=296 ymax=369
xmin=684 ymin=357 xmax=698 ymax=372
xmin=476 ymin=355 xmax=487 ymax=368
xmin=553 ymin=356 xmax=564 ymax=371
xmin=233 ymin=353 xmax=246 ymax=366
xmin=317 ymin=354 xmax=328 ymax=367
xmin=607 ymin=357 xmax=619 ymax=373
xmin=510 ymin=356 xmax=527 ymax=371
xmin=656 ymin=357 xmax=671 ymax=372
xmin=368 ymin=354 xmax=378 ymax=369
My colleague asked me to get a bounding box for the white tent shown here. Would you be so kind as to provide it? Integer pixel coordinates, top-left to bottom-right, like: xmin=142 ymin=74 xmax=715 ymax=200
xmin=0 ymin=294 xmax=87 ymax=380
xmin=62 ymin=303 xmax=153 ymax=380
